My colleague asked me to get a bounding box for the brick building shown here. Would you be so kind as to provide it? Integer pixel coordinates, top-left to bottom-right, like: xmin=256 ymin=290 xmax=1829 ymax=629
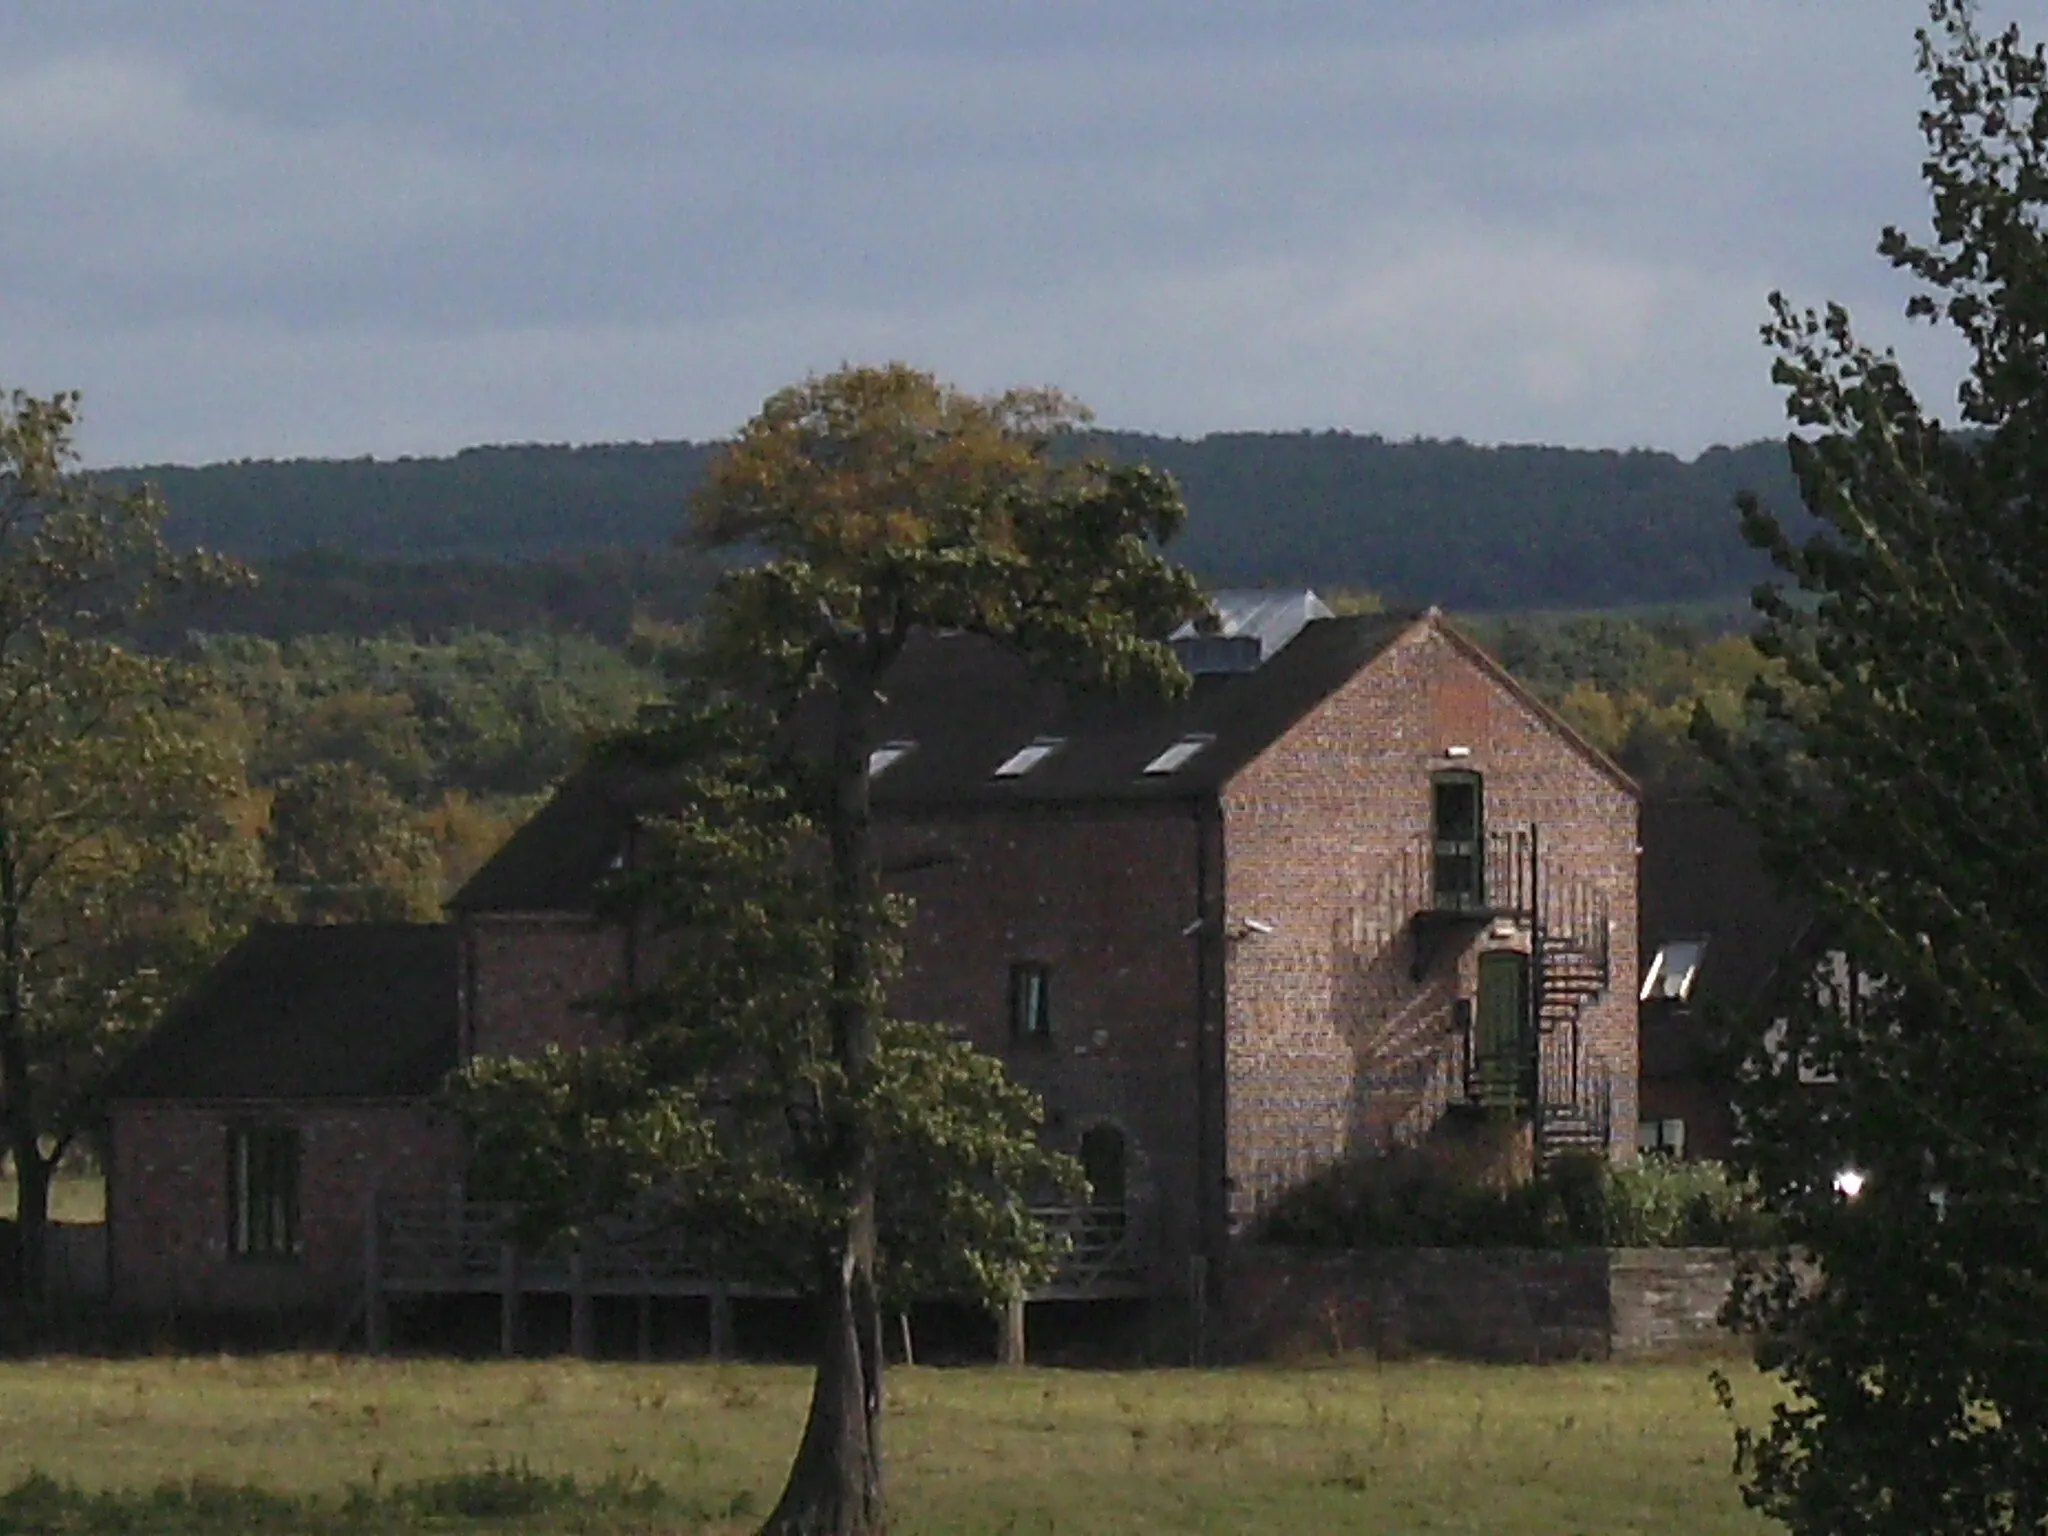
xmin=104 ymin=924 xmax=465 ymax=1319
xmin=1636 ymin=797 xmax=1813 ymax=1161
xmin=107 ymin=601 xmax=1641 ymax=1325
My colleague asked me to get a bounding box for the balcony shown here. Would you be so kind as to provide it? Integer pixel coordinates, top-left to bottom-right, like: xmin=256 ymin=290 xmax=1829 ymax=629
xmin=371 ymin=1196 xmax=1155 ymax=1305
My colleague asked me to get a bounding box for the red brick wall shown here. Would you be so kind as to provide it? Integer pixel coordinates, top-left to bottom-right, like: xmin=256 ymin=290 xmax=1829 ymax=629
xmin=107 ymin=1101 xmax=464 ymax=1315
xmin=884 ymin=806 xmax=1207 ymax=1280
xmin=465 ymin=915 xmax=625 ymax=1060
xmin=1221 ymin=620 xmax=1640 ymax=1221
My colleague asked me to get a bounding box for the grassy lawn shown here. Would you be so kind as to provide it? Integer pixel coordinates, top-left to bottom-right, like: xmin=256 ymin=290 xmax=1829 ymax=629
xmin=0 ymin=1355 xmax=1776 ymax=1534
xmin=0 ymin=1172 xmax=105 ymax=1224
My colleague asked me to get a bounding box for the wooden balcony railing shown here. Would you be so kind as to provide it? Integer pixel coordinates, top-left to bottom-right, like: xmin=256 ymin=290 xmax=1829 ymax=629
xmin=373 ymin=1196 xmax=1154 ymax=1300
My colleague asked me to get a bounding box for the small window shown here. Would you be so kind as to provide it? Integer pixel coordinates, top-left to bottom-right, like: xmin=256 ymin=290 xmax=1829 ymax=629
xmin=1080 ymin=1123 xmax=1128 ymax=1208
xmin=1637 ymin=1118 xmax=1687 ymax=1157
xmin=993 ymin=737 xmax=1065 ymax=778
xmin=1009 ymin=961 xmax=1051 ymax=1042
xmin=1143 ymin=733 xmax=1214 ymax=775
xmin=1641 ymin=938 xmax=1708 ymax=1002
xmin=867 ymin=740 xmax=916 ymax=778
xmin=227 ymin=1124 xmax=301 ymax=1260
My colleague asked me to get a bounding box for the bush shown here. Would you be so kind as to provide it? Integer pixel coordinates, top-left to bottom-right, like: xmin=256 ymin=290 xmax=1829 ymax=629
xmin=1260 ymin=1143 xmax=1776 ymax=1250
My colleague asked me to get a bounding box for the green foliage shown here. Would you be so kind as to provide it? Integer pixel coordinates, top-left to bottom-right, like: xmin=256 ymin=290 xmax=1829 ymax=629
xmin=119 ymin=432 xmax=1806 ymax=615
xmin=142 ymin=546 xmax=714 ymax=647
xmin=0 ymin=1463 xmax=670 ymax=1534
xmin=194 ymin=630 xmax=661 ymax=918
xmin=1471 ymin=612 xmax=1779 ymax=790
xmin=1697 ymin=5 xmax=2048 ymax=1530
xmin=263 ymin=762 xmax=440 ymax=923
xmin=458 ymin=365 xmax=1206 ymax=1534
xmin=0 ymin=387 xmax=262 ymax=1297
xmin=1262 ymin=1145 xmax=1775 ymax=1250
xmin=443 ymin=1047 xmax=710 ymax=1252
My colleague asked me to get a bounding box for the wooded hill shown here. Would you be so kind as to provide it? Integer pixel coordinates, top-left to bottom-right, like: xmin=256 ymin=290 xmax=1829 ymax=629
xmin=116 ymin=432 xmax=1801 ymax=623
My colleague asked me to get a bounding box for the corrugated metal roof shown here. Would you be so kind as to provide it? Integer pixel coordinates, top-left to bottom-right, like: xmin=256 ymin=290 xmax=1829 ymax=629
xmin=1170 ymin=589 xmax=1334 ymax=671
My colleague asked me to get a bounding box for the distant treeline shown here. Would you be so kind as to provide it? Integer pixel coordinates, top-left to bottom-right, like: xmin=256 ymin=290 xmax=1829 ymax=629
xmin=141 ymin=547 xmax=715 ymax=645
xmin=114 ymin=432 xmax=1803 ymax=620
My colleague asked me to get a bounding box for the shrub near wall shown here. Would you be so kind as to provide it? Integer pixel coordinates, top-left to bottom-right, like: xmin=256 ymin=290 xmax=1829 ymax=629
xmin=1233 ymin=1145 xmax=1766 ymax=1362
xmin=1259 ymin=1143 xmax=1777 ymax=1251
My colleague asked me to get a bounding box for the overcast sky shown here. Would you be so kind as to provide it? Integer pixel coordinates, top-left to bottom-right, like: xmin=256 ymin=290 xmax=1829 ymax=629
xmin=0 ymin=1 xmax=2003 ymax=466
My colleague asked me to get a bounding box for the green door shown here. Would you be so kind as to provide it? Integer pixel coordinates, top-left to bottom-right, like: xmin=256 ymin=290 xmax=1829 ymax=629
xmin=1473 ymin=950 xmax=1530 ymax=1110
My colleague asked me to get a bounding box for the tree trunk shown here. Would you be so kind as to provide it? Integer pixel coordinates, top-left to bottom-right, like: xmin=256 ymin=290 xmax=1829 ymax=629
xmin=8 ymin=1140 xmax=49 ymax=1305
xmin=0 ymin=837 xmax=42 ymax=1305
xmin=760 ymin=650 xmax=889 ymax=1536
xmin=759 ymin=1221 xmax=886 ymax=1536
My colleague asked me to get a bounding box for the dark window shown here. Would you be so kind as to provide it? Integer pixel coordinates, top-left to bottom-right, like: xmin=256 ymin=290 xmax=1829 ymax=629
xmin=1009 ymin=962 xmax=1051 ymax=1042
xmin=1079 ymin=1123 xmax=1127 ymax=1207
xmin=1432 ymin=771 xmax=1484 ymax=910
xmin=1637 ymin=1118 xmax=1687 ymax=1158
xmin=227 ymin=1124 xmax=301 ymax=1260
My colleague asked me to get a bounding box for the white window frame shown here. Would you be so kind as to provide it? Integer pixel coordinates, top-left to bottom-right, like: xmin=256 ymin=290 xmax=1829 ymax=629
xmin=867 ymin=740 xmax=916 ymax=778
xmin=1640 ymin=937 xmax=1709 ymax=1003
xmin=992 ymin=737 xmax=1065 ymax=778
xmin=1143 ymin=733 xmax=1215 ymax=776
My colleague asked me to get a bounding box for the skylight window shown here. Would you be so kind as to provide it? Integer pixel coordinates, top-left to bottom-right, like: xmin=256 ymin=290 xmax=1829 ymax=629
xmin=1143 ymin=733 xmax=1215 ymax=776
xmin=993 ymin=737 xmax=1065 ymax=778
xmin=867 ymin=740 xmax=916 ymax=778
xmin=1640 ymin=938 xmax=1708 ymax=1003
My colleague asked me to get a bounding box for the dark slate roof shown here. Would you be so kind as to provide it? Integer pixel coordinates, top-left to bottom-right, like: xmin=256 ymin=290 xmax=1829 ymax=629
xmin=1640 ymin=798 xmax=1811 ymax=1011
xmin=109 ymin=924 xmax=459 ymax=1101
xmin=865 ymin=611 xmax=1423 ymax=808
xmin=452 ymin=610 xmax=1637 ymax=916
xmin=453 ymin=612 xmax=1422 ymax=913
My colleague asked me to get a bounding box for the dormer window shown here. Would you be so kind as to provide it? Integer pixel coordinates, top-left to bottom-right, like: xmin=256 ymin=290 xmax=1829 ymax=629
xmin=1144 ymin=733 xmax=1215 ymax=776
xmin=1641 ymin=938 xmax=1708 ymax=1002
xmin=867 ymin=740 xmax=916 ymax=778
xmin=993 ymin=737 xmax=1064 ymax=778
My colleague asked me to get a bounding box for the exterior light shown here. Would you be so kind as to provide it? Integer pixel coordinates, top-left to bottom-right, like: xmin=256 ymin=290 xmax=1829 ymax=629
xmin=1444 ymin=745 xmax=1472 ymax=759
xmin=1833 ymin=1168 xmax=1866 ymax=1199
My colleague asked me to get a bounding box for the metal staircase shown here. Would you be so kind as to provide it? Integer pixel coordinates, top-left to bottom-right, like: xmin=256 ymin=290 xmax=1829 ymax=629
xmin=1523 ymin=829 xmax=1616 ymax=1162
xmin=1398 ymin=824 xmax=1617 ymax=1161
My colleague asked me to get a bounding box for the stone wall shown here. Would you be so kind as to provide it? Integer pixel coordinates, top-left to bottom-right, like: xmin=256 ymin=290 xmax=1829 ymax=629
xmin=1226 ymin=1246 xmax=1738 ymax=1363
xmin=1607 ymin=1248 xmax=1741 ymax=1358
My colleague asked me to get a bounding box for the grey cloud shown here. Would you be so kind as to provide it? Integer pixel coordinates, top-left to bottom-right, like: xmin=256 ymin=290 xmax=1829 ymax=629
xmin=0 ymin=0 xmax=1979 ymax=462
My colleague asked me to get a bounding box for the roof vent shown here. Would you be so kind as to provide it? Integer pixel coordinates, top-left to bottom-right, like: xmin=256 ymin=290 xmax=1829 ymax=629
xmin=1170 ymin=589 xmax=1334 ymax=674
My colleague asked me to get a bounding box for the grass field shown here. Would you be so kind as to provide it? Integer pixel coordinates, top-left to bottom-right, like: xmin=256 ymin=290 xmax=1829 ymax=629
xmin=0 ymin=1355 xmax=1776 ymax=1534
xmin=0 ymin=1171 xmax=105 ymax=1224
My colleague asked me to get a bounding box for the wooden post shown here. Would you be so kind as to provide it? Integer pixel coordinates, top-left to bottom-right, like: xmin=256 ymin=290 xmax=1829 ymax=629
xmin=499 ymin=1243 xmax=521 ymax=1358
xmin=569 ymin=1244 xmax=594 ymax=1360
xmin=708 ymin=1285 xmax=733 ymax=1362
xmin=636 ymin=1294 xmax=653 ymax=1363
xmin=998 ymin=1293 xmax=1027 ymax=1366
xmin=897 ymin=1311 xmax=916 ymax=1368
xmin=1188 ymin=1255 xmax=1210 ymax=1368
xmin=364 ymin=1187 xmax=387 ymax=1356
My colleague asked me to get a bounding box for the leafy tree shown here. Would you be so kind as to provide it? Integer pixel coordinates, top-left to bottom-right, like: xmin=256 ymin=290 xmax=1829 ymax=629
xmin=0 ymin=388 xmax=258 ymax=1299
xmin=1701 ymin=5 xmax=2048 ymax=1529
xmin=691 ymin=365 xmax=1204 ymax=1536
xmin=454 ymin=364 xmax=1206 ymax=1536
xmin=264 ymin=760 xmax=440 ymax=923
